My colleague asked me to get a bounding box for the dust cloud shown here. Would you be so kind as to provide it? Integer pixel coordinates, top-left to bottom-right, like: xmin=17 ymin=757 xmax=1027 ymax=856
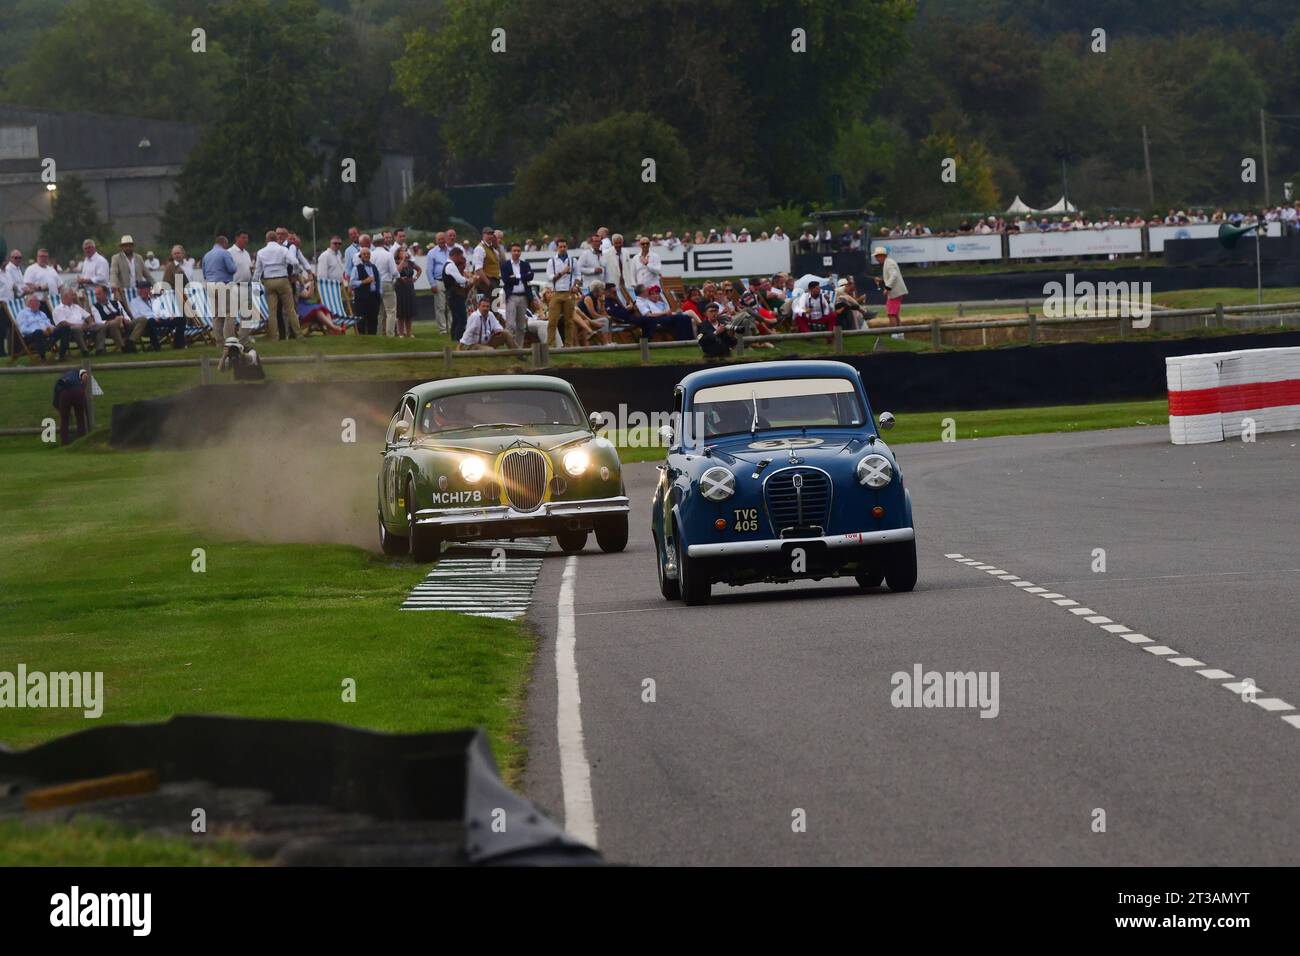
xmin=173 ymin=387 xmax=397 ymax=551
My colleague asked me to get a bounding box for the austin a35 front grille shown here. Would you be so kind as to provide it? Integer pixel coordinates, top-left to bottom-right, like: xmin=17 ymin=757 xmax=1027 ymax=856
xmin=764 ymin=468 xmax=832 ymax=534
xmin=500 ymin=448 xmax=547 ymax=511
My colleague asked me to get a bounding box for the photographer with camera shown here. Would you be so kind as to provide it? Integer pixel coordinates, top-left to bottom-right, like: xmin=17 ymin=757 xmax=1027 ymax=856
xmin=697 ymin=302 xmax=738 ymax=359
xmin=218 ymin=336 xmax=265 ymax=380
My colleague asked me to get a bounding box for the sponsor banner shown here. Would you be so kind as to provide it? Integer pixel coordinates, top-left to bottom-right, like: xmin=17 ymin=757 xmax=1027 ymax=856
xmin=867 ymin=235 xmax=1002 ymax=264
xmin=414 ymin=242 xmax=790 ymax=290
xmin=1148 ymin=223 xmax=1223 ymax=252
xmin=1009 ymin=228 xmax=1144 ymax=258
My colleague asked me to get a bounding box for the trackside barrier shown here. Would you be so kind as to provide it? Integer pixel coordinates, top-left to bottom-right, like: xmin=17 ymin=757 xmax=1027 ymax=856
xmin=1166 ymin=346 xmax=1300 ymax=444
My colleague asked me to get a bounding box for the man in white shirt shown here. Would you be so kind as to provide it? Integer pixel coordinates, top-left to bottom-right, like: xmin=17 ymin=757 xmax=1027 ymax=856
xmin=458 ymin=297 xmax=517 ymax=350
xmin=602 ymin=233 xmax=631 ymax=303
xmin=23 ymin=248 xmax=61 ymax=312
xmin=253 ymin=230 xmax=301 ymax=339
xmin=577 ymin=233 xmax=604 ymax=292
xmin=872 ymin=246 xmax=908 ymax=329
xmin=546 ymin=238 xmax=580 ymax=346
xmin=52 ymin=288 xmax=95 ymax=357
xmin=316 ymin=236 xmax=346 ymax=282
xmin=597 ymin=227 xmax=612 ymax=253
xmin=631 ymin=237 xmax=662 ymax=289
xmin=370 ymin=237 xmax=399 ymax=335
xmin=77 ymin=240 xmax=110 ymax=292
xmin=794 ymin=280 xmax=836 ymax=333
xmin=3 ymin=249 xmax=25 ymax=301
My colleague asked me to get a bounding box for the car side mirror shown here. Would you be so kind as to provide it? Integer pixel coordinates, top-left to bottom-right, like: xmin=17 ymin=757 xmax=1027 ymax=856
xmin=589 ymin=411 xmax=607 ymax=431
xmin=393 ymin=420 xmax=411 ymax=442
xmin=878 ymin=411 xmax=895 ymax=431
xmin=658 ymin=424 xmax=676 ymax=447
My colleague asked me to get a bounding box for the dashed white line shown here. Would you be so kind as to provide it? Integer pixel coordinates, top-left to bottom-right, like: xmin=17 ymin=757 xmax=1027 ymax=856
xmin=945 ymin=553 xmax=1298 ymax=734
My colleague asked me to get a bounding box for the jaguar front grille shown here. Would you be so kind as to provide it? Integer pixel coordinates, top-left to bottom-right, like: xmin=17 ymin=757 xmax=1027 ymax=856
xmin=500 ymin=449 xmax=547 ymax=511
xmin=764 ymin=467 xmax=831 ymax=532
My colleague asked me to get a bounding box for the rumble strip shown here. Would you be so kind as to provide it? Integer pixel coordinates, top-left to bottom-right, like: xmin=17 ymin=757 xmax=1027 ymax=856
xmin=400 ymin=538 xmax=549 ymax=619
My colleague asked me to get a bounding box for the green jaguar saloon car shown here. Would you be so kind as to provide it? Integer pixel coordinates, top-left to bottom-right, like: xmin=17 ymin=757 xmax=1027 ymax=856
xmin=378 ymin=375 xmax=629 ymax=560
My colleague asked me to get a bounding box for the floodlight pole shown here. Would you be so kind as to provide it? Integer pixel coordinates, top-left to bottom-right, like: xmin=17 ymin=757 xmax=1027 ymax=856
xmin=1255 ymin=226 xmax=1262 ymax=306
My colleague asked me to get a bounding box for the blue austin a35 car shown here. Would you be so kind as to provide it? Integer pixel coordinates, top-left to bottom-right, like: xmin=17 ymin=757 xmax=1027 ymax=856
xmin=651 ymin=361 xmax=916 ymax=604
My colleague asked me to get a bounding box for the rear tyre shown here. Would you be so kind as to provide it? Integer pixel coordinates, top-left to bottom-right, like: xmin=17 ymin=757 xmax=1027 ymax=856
xmin=854 ymin=568 xmax=885 ymax=589
xmin=885 ymin=538 xmax=917 ymax=593
xmin=556 ymin=529 xmax=589 ymax=553
xmin=595 ymin=514 xmax=629 ymax=553
xmin=675 ymin=523 xmax=711 ymax=606
xmin=379 ymin=510 xmax=407 ymax=556
xmin=655 ymin=531 xmax=680 ymax=600
xmin=407 ymin=483 xmax=442 ymax=562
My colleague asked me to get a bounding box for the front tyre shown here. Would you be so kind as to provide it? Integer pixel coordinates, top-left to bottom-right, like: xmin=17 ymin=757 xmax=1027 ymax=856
xmin=885 ymin=538 xmax=917 ymax=593
xmin=675 ymin=522 xmax=711 ymax=606
xmin=595 ymin=514 xmax=629 ymax=553
xmin=379 ymin=509 xmax=408 ymax=556
xmin=407 ymin=482 xmax=442 ymax=562
xmin=854 ymin=568 xmax=885 ymax=589
xmin=655 ymin=530 xmax=680 ymax=600
xmin=556 ymin=529 xmax=588 ymax=553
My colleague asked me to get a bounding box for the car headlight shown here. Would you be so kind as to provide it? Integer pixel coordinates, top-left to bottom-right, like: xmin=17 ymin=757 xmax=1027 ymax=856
xmin=459 ymin=457 xmax=487 ymax=483
xmin=700 ymin=466 xmax=736 ymax=501
xmin=562 ymin=449 xmax=590 ymax=477
xmin=857 ymin=454 xmax=893 ymax=488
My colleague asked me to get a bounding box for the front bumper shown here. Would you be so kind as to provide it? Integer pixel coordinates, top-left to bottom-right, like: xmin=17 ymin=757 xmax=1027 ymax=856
xmin=687 ymin=526 xmax=914 ymax=558
xmin=414 ymin=495 xmax=630 ymax=538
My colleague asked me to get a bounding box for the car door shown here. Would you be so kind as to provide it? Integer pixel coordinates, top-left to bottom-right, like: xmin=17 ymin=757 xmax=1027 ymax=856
xmin=381 ymin=397 xmax=415 ymax=522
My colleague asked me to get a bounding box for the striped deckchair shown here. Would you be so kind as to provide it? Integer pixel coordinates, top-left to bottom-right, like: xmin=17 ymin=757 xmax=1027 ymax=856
xmin=3 ymin=296 xmax=35 ymax=361
xmin=182 ymin=283 xmax=217 ymax=344
xmin=244 ymin=281 xmax=270 ymax=335
xmin=316 ymin=278 xmax=357 ymax=332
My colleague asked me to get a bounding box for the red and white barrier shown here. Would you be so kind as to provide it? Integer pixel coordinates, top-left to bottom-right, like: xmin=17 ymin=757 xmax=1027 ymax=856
xmin=1166 ymin=347 xmax=1300 ymax=444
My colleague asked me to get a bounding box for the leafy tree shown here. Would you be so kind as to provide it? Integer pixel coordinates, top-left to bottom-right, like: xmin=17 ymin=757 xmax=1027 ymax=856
xmin=1 ymin=0 xmax=231 ymax=120
xmin=495 ymin=113 xmax=692 ymax=233
xmin=885 ymin=131 xmax=1000 ymax=217
xmin=396 ymin=0 xmax=912 ymax=209
xmin=38 ymin=175 xmax=111 ymax=262
xmin=396 ymin=184 xmax=453 ymax=231
xmin=830 ymin=118 xmax=902 ymax=206
xmin=160 ymin=0 xmax=334 ymax=246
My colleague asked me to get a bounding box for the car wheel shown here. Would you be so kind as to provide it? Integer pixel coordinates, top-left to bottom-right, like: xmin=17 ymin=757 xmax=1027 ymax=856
xmin=885 ymin=538 xmax=917 ymax=593
xmin=675 ymin=522 xmax=711 ymax=606
xmin=556 ymin=529 xmax=588 ymax=553
xmin=379 ymin=509 xmax=407 ymax=556
xmin=655 ymin=531 xmax=680 ymax=600
xmin=854 ymin=568 xmax=885 ymax=589
xmin=407 ymin=482 xmax=442 ymax=562
xmin=595 ymin=514 xmax=629 ymax=553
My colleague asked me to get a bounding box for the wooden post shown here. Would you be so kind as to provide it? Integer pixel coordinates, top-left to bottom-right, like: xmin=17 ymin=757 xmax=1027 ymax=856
xmin=1024 ymin=300 xmax=1032 ymax=316
xmin=832 ymin=326 xmax=844 ymax=354
xmin=84 ymin=360 xmax=95 ymax=432
xmin=957 ymin=302 xmax=964 ymax=318
xmin=443 ymin=346 xmax=452 ymax=371
xmin=539 ymin=342 xmax=550 ymax=367
xmin=735 ymin=335 xmax=746 ymax=357
xmin=1215 ymin=303 xmax=1225 ymax=328
xmin=315 ymin=352 xmax=325 ymax=378
xmin=199 ymin=354 xmax=210 ymax=385
xmin=640 ymin=337 xmax=650 ymax=366
xmin=930 ymin=319 xmax=942 ymax=349
xmin=1027 ymin=312 xmax=1038 ymax=344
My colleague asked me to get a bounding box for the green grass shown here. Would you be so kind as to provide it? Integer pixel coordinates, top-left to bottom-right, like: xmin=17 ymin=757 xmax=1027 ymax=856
xmin=0 ymin=438 xmax=535 ymax=784
xmin=613 ymin=399 xmax=1169 ymax=463
xmin=0 ymin=818 xmax=249 ymax=866
xmin=1152 ymin=287 xmax=1300 ymax=309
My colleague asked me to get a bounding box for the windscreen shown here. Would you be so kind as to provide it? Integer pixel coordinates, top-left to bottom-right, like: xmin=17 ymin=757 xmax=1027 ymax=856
xmin=420 ymin=389 xmax=585 ymax=434
xmin=693 ymin=377 xmax=865 ymax=438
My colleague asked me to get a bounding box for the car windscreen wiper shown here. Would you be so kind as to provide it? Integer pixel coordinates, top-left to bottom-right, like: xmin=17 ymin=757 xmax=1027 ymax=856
xmin=750 ymin=390 xmax=758 ymax=436
xmin=470 ymin=422 xmax=524 ymax=430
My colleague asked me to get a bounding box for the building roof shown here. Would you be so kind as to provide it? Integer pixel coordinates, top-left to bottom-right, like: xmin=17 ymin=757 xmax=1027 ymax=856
xmin=0 ymin=104 xmax=201 ymax=173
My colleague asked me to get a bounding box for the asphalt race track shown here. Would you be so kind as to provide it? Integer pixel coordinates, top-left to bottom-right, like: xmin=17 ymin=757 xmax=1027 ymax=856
xmin=522 ymin=426 xmax=1300 ymax=865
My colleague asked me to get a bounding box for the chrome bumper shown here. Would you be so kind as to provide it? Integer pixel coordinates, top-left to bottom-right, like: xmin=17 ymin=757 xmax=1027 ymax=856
xmin=688 ymin=527 xmax=914 ymax=558
xmin=414 ymin=495 xmax=630 ymax=527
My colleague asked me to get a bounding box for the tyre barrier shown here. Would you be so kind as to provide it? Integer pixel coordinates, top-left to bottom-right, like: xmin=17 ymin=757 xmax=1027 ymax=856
xmin=1166 ymin=346 xmax=1300 ymax=444
xmin=0 ymin=715 xmax=602 ymax=866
